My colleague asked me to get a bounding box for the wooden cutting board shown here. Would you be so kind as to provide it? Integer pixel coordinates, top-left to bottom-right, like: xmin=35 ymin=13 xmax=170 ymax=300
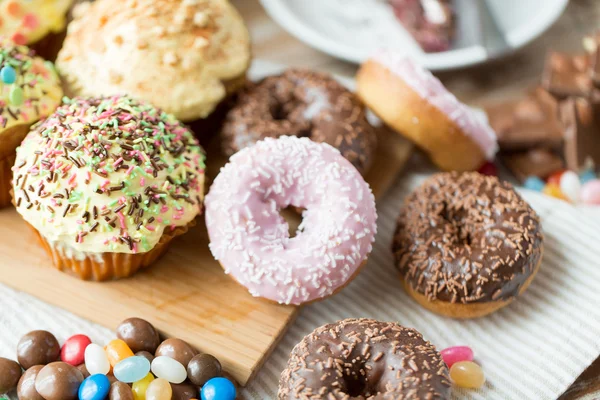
xmin=0 ymin=126 xmax=412 ymax=385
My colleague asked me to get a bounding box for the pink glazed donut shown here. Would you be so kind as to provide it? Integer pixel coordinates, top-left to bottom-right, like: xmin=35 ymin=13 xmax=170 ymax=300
xmin=205 ymin=136 xmax=377 ymax=305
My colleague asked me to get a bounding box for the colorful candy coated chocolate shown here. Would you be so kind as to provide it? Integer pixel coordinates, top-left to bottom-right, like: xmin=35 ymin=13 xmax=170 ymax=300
xmin=114 ymin=356 xmax=151 ymax=383
xmin=132 ymin=373 xmax=154 ymax=400
xmin=559 ymin=171 xmax=581 ymax=203
xmin=0 ymin=66 xmax=16 ymax=84
xmin=542 ymin=183 xmax=566 ymax=200
xmin=450 ymin=361 xmax=485 ymax=388
xmin=150 ymin=356 xmax=186 ymax=384
xmin=61 ymin=334 xmax=92 ymax=366
xmin=201 ymin=377 xmax=236 ymax=400
xmin=145 ymin=378 xmax=172 ymax=400
xmin=523 ymin=176 xmax=545 ymax=192
xmin=440 ymin=346 xmax=474 ymax=368
xmin=477 ymin=161 xmax=497 ymax=177
xmin=579 ymin=170 xmax=597 ymax=185
xmin=105 ymin=339 xmax=134 ymax=367
xmin=78 ymin=374 xmax=111 ymax=400
xmin=85 ymin=343 xmax=110 ymax=375
xmin=581 ymin=179 xmax=600 ymax=205
xmin=547 ymin=170 xmax=565 ymax=186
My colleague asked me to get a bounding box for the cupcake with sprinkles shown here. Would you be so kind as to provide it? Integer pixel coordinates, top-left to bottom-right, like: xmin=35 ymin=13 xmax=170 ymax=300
xmin=0 ymin=37 xmax=62 ymax=207
xmin=11 ymin=95 xmax=206 ymax=281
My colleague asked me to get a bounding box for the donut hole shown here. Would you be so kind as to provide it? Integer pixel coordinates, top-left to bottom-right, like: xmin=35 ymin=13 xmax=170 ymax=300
xmin=269 ymin=102 xmax=289 ymax=121
xmin=439 ymin=201 xmax=472 ymax=246
xmin=280 ymin=206 xmax=306 ymax=239
xmin=344 ymin=374 xmax=368 ymax=397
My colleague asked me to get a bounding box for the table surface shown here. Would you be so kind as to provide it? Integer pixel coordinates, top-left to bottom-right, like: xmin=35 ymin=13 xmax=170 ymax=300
xmin=231 ymin=0 xmax=600 ymax=398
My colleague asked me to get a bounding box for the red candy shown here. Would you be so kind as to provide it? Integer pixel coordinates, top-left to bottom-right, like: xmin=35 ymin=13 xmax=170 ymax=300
xmin=477 ymin=162 xmax=497 ymax=176
xmin=546 ymin=170 xmax=565 ymax=186
xmin=441 ymin=346 xmax=474 ymax=368
xmin=60 ymin=334 xmax=92 ymax=366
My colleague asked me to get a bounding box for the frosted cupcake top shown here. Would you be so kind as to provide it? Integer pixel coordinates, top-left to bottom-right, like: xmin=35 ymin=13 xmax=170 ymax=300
xmin=0 ymin=0 xmax=74 ymax=45
xmin=0 ymin=37 xmax=62 ymax=134
xmin=12 ymin=95 xmax=205 ymax=254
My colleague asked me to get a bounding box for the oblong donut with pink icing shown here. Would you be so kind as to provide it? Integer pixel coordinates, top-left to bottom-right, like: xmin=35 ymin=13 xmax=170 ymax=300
xmin=205 ymin=136 xmax=377 ymax=305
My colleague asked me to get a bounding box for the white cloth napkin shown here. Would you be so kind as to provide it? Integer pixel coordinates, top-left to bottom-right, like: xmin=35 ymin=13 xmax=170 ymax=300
xmin=1 ymin=170 xmax=599 ymax=400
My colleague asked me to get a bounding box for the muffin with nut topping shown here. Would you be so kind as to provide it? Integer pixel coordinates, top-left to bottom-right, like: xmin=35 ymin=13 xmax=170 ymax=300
xmin=12 ymin=95 xmax=206 ymax=281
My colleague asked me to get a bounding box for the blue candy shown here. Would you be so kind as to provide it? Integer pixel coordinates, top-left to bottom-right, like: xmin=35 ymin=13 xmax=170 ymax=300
xmin=201 ymin=377 xmax=237 ymax=400
xmin=113 ymin=355 xmax=150 ymax=383
xmin=0 ymin=66 xmax=16 ymax=84
xmin=523 ymin=176 xmax=545 ymax=192
xmin=579 ymin=170 xmax=596 ymax=185
xmin=78 ymin=374 xmax=111 ymax=400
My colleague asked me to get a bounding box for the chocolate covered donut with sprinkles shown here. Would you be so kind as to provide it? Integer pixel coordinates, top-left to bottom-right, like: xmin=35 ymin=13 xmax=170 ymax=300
xmin=278 ymin=318 xmax=451 ymax=399
xmin=393 ymin=172 xmax=543 ymax=318
xmin=12 ymin=95 xmax=205 ymax=280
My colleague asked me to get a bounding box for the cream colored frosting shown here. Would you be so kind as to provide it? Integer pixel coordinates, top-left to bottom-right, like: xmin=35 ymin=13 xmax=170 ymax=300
xmin=0 ymin=0 xmax=73 ymax=45
xmin=0 ymin=38 xmax=62 ymax=134
xmin=12 ymin=95 xmax=205 ymax=255
xmin=56 ymin=0 xmax=251 ymax=122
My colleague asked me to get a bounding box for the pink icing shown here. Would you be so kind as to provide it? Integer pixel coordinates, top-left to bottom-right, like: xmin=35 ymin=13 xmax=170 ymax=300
xmin=205 ymin=136 xmax=378 ymax=305
xmin=373 ymin=50 xmax=498 ymax=160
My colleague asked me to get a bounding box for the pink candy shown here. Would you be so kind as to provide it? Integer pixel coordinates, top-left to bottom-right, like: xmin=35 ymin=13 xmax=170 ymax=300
xmin=441 ymin=346 xmax=474 ymax=368
xmin=581 ymin=179 xmax=600 ymax=205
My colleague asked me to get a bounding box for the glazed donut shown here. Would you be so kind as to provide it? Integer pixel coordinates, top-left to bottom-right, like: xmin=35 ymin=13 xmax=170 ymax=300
xmin=220 ymin=69 xmax=377 ymax=175
xmin=205 ymin=136 xmax=377 ymax=305
xmin=393 ymin=172 xmax=543 ymax=318
xmin=356 ymin=51 xmax=498 ymax=171
xmin=278 ymin=318 xmax=451 ymax=399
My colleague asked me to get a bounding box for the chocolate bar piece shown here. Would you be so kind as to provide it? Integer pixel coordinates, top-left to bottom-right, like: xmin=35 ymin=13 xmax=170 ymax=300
xmin=560 ymin=97 xmax=600 ymax=171
xmin=542 ymin=52 xmax=593 ymax=98
xmin=501 ymin=148 xmax=564 ymax=182
xmin=486 ymin=87 xmax=563 ymax=151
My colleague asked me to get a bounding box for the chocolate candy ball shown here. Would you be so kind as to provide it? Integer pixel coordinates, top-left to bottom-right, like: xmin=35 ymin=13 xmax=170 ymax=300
xmin=116 ymin=318 xmax=161 ymax=354
xmin=109 ymin=381 xmax=134 ymax=400
xmin=135 ymin=350 xmax=155 ymax=364
xmin=77 ymin=363 xmax=90 ymax=378
xmin=155 ymin=338 xmax=197 ymax=366
xmin=17 ymin=365 xmax=44 ymax=400
xmin=187 ymin=354 xmax=221 ymax=386
xmin=17 ymin=330 xmax=60 ymax=369
xmin=34 ymin=362 xmax=84 ymax=400
xmin=170 ymin=382 xmax=198 ymax=400
xmin=0 ymin=357 xmax=22 ymax=393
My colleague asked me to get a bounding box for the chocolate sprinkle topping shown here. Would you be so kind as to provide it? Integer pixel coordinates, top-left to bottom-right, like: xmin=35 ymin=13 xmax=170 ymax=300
xmin=392 ymin=172 xmax=543 ymax=304
xmin=278 ymin=318 xmax=451 ymax=399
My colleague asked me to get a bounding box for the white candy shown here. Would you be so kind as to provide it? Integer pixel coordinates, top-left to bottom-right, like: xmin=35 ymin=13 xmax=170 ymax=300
xmin=560 ymin=171 xmax=581 ymax=203
xmin=84 ymin=343 xmax=110 ymax=375
xmin=151 ymin=356 xmax=187 ymax=384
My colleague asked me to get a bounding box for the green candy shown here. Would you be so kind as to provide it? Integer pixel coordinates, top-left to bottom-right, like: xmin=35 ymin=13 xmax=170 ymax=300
xmin=9 ymin=86 xmax=24 ymax=106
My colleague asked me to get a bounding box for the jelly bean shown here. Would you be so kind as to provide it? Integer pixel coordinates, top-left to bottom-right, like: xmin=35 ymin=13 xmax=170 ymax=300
xmin=79 ymin=374 xmax=111 ymax=400
xmin=150 ymin=356 xmax=186 ymax=384
xmin=105 ymin=339 xmax=134 ymax=367
xmin=440 ymin=346 xmax=474 ymax=368
xmin=9 ymin=86 xmax=23 ymax=106
xmin=145 ymin=378 xmax=172 ymax=400
xmin=61 ymin=334 xmax=92 ymax=366
xmin=547 ymin=169 xmax=565 ymax=186
xmin=477 ymin=161 xmax=497 ymax=177
xmin=0 ymin=66 xmax=16 ymax=84
xmin=114 ymin=356 xmax=151 ymax=383
xmin=581 ymin=179 xmax=600 ymax=205
xmin=450 ymin=361 xmax=485 ymax=388
xmin=580 ymin=170 xmax=596 ymax=185
xmin=542 ymin=183 xmax=566 ymax=200
xmin=559 ymin=171 xmax=581 ymax=203
xmin=201 ymin=377 xmax=236 ymax=400
xmin=85 ymin=343 xmax=110 ymax=375
xmin=523 ymin=176 xmax=545 ymax=192
xmin=132 ymin=373 xmax=154 ymax=400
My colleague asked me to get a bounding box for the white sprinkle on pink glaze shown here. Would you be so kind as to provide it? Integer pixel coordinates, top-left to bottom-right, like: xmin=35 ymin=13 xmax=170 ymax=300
xmin=373 ymin=50 xmax=498 ymax=160
xmin=205 ymin=136 xmax=378 ymax=305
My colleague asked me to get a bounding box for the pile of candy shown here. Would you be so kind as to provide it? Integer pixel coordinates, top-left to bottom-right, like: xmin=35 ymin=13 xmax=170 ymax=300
xmin=524 ymin=169 xmax=600 ymax=205
xmin=0 ymin=318 xmax=237 ymax=400
xmin=441 ymin=346 xmax=485 ymax=389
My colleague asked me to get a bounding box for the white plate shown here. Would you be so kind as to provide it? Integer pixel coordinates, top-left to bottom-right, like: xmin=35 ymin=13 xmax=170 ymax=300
xmin=259 ymin=0 xmax=568 ymax=71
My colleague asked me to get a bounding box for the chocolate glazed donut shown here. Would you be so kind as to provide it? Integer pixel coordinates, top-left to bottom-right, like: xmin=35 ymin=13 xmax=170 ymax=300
xmin=393 ymin=172 xmax=544 ymax=319
xmin=221 ymin=69 xmax=377 ymax=175
xmin=278 ymin=318 xmax=451 ymax=399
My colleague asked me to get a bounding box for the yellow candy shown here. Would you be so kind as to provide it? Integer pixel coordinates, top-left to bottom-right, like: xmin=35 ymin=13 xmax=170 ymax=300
xmin=450 ymin=361 xmax=485 ymax=388
xmin=132 ymin=373 xmax=155 ymax=400
xmin=543 ymin=183 xmax=567 ymax=200
xmin=145 ymin=378 xmax=172 ymax=400
xmin=105 ymin=339 xmax=134 ymax=367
